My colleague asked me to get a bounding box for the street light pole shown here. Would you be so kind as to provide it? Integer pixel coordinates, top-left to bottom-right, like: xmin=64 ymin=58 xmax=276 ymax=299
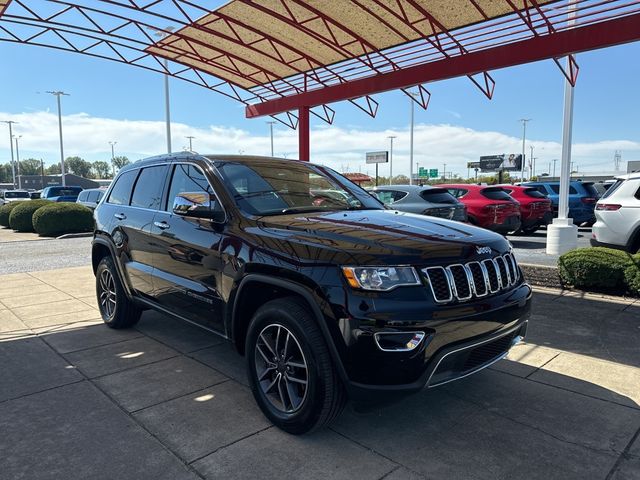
xmin=408 ymin=92 xmax=417 ymax=185
xmin=14 ymin=135 xmax=22 ymax=189
xmin=267 ymin=121 xmax=275 ymax=157
xmin=387 ymin=135 xmax=396 ymax=185
xmin=185 ymin=136 xmax=195 ymax=151
xmin=519 ymin=118 xmax=531 ymax=181
xmin=443 ymin=163 xmax=447 ymax=180
xmin=529 ymin=145 xmax=534 ymax=179
xmin=47 ymin=91 xmax=69 ymax=186
xmin=552 ymin=159 xmax=558 ymax=178
xmin=109 ymin=141 xmax=117 ymax=177
xmin=2 ymin=121 xmax=17 ymax=189
xmin=148 ymin=27 xmax=174 ymax=153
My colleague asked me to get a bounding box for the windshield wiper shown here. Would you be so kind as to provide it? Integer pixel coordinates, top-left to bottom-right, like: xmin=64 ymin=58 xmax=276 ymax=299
xmin=280 ymin=206 xmax=329 ymax=214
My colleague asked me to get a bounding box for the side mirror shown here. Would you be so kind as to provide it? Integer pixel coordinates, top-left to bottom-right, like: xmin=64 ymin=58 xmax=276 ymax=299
xmin=173 ymin=192 xmax=225 ymax=222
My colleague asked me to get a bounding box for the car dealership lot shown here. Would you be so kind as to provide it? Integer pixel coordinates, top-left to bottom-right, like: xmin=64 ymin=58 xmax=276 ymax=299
xmin=1 ymin=265 xmax=638 ymax=480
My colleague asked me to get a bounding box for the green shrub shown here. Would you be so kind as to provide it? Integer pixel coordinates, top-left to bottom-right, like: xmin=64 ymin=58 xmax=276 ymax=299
xmin=558 ymin=247 xmax=634 ymax=289
xmin=32 ymin=202 xmax=94 ymax=237
xmin=624 ymin=255 xmax=640 ymax=295
xmin=8 ymin=200 xmax=52 ymax=232
xmin=0 ymin=202 xmax=24 ymax=227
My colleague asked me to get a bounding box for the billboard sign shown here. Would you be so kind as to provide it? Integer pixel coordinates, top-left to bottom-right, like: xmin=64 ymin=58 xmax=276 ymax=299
xmin=480 ymin=154 xmax=523 ymax=172
xmin=366 ymin=151 xmax=389 ymax=164
xmin=467 ymin=161 xmax=480 ymax=169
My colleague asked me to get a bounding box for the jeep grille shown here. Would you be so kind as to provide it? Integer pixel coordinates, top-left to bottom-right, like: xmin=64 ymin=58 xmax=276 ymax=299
xmin=423 ymin=253 xmax=519 ymax=304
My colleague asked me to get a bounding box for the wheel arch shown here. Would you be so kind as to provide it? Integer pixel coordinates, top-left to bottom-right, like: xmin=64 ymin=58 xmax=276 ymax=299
xmin=230 ymin=274 xmax=349 ymax=384
xmin=91 ymin=236 xmax=133 ymax=297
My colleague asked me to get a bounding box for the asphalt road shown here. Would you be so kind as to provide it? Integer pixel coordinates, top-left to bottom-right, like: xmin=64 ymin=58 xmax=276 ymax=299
xmin=510 ymin=227 xmax=592 ymax=266
xmin=0 ymin=237 xmax=92 ymax=274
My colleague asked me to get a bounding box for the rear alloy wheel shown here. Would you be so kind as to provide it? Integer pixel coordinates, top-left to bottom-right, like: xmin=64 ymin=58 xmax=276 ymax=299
xmin=95 ymin=256 xmax=141 ymax=329
xmin=246 ymin=297 xmax=346 ymax=434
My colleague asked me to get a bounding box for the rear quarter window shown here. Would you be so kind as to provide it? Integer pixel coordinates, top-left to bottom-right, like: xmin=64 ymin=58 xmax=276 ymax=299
xmin=420 ymin=189 xmax=458 ymax=204
xmin=582 ymin=183 xmax=599 ymax=197
xmin=107 ymin=170 xmax=138 ymax=206
xmin=481 ymin=188 xmax=512 ymax=201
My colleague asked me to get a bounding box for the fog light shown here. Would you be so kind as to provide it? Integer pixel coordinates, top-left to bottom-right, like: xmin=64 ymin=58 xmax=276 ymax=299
xmin=374 ymin=331 xmax=427 ymax=352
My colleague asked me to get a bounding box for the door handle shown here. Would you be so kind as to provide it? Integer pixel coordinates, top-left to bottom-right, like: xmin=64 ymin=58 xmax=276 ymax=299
xmin=114 ymin=213 xmax=126 ymax=220
xmin=154 ymin=221 xmax=170 ymax=230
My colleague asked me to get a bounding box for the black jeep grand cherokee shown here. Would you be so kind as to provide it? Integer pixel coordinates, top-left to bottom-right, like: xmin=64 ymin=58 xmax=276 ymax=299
xmin=92 ymin=154 xmax=530 ymax=434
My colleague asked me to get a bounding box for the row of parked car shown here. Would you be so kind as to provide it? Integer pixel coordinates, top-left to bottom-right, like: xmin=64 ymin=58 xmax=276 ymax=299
xmin=368 ymin=181 xmax=593 ymax=235
xmin=0 ymin=186 xmax=105 ymax=209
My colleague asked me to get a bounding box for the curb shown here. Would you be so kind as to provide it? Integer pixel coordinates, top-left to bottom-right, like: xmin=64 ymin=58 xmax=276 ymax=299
xmin=56 ymin=232 xmax=93 ymax=240
xmin=520 ymin=263 xmax=562 ymax=289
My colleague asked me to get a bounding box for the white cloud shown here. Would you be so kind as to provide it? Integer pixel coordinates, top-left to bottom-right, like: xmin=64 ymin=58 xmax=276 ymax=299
xmin=1 ymin=110 xmax=638 ymax=177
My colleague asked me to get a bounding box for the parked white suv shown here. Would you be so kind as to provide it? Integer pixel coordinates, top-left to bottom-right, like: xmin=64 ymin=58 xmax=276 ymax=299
xmin=591 ymin=172 xmax=640 ymax=253
xmin=0 ymin=189 xmax=31 ymax=206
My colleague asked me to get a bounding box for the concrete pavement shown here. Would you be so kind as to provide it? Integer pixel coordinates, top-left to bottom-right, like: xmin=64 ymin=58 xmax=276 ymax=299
xmin=0 ymin=266 xmax=639 ymax=479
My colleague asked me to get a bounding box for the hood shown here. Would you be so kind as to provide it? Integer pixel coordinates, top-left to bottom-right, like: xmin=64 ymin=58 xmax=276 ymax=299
xmin=256 ymin=209 xmax=510 ymax=266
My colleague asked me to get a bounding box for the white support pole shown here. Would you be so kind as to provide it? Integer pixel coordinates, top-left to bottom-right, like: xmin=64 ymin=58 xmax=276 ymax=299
xmin=547 ymin=3 xmax=578 ymax=255
xmin=409 ymin=96 xmax=415 ymax=185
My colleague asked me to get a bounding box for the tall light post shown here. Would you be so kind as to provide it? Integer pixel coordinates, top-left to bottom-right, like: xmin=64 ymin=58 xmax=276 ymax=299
xmin=519 ymin=118 xmax=531 ymax=181
xmin=2 ymin=120 xmax=17 ymax=188
xmin=185 ymin=136 xmax=195 ymax=151
xmin=443 ymin=163 xmax=447 ymax=180
xmin=149 ymin=27 xmax=175 ymax=153
xmin=408 ymin=92 xmax=418 ymax=185
xmin=109 ymin=141 xmax=117 ymax=177
xmin=529 ymin=145 xmax=535 ymax=179
xmin=552 ymin=159 xmax=558 ymax=178
xmin=13 ymin=135 xmax=22 ymax=189
xmin=267 ymin=121 xmax=276 ymax=157
xmin=47 ymin=91 xmax=69 ymax=186
xmin=387 ymin=135 xmax=396 ymax=185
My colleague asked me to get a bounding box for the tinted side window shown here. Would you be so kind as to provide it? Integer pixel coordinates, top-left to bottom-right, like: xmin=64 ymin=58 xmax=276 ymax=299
xmin=481 ymin=188 xmax=512 ymax=201
xmin=131 ymin=166 xmax=168 ymax=210
xmin=166 ymin=164 xmax=214 ymax=211
xmin=78 ymin=191 xmax=87 ymax=201
xmin=372 ymin=190 xmax=395 ymax=205
xmin=420 ymin=189 xmax=458 ymax=204
xmin=549 ymin=185 xmax=560 ymax=194
xmin=524 ymin=188 xmax=547 ymax=198
xmin=107 ymin=170 xmax=138 ymax=205
xmin=569 ymin=186 xmax=578 ymax=194
xmin=582 ymin=184 xmax=598 ymax=196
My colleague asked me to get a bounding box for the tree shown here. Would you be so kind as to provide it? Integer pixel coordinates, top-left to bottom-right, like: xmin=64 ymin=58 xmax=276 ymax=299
xmin=0 ymin=163 xmax=13 ymax=184
xmin=112 ymin=156 xmax=130 ymax=171
xmin=92 ymin=161 xmax=111 ymax=179
xmin=46 ymin=163 xmax=61 ymax=175
xmin=64 ymin=156 xmax=92 ymax=178
xmin=18 ymin=159 xmax=42 ymax=176
xmin=392 ymin=174 xmax=410 ymax=185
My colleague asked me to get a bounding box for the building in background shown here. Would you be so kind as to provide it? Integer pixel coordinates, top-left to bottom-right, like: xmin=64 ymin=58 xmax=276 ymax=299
xmin=627 ymin=161 xmax=640 ymax=173
xmin=18 ymin=174 xmax=100 ymax=190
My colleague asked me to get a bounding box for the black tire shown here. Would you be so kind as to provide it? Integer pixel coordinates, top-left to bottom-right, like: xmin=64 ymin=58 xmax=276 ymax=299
xmin=245 ymin=297 xmax=346 ymax=434
xmin=520 ymin=226 xmax=539 ymax=235
xmin=95 ymin=256 xmax=141 ymax=329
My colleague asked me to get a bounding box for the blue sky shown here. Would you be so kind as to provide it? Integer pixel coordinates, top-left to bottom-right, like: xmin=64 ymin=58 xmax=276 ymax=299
xmin=1 ymin=18 xmax=639 ymax=177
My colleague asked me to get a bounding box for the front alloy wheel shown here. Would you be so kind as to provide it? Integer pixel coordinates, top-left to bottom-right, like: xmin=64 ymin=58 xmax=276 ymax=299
xmin=255 ymin=324 xmax=308 ymax=413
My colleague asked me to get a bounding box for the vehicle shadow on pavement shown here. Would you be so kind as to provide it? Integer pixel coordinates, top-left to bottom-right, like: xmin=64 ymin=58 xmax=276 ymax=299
xmin=1 ymin=292 xmax=639 ymax=480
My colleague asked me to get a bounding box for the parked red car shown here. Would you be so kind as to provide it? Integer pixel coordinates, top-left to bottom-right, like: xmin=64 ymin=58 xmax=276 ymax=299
xmin=500 ymin=185 xmax=553 ymax=234
xmin=437 ymin=184 xmax=521 ymax=234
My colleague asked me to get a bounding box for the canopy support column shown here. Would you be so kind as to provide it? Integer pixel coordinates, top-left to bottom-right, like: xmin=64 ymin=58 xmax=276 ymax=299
xmin=298 ymin=106 xmax=310 ymax=161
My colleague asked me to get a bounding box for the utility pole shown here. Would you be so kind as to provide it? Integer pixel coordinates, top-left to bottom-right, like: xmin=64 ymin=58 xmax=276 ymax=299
xmin=40 ymin=158 xmax=45 ymax=189
xmin=47 ymin=91 xmax=69 ymax=186
xmin=109 ymin=141 xmax=117 ymax=177
xmin=185 ymin=136 xmax=195 ymax=151
xmin=552 ymin=159 xmax=558 ymax=178
xmin=443 ymin=163 xmax=447 ymax=180
xmin=267 ymin=121 xmax=275 ymax=157
xmin=13 ymin=135 xmax=22 ymax=189
xmin=519 ymin=118 xmax=531 ymax=181
xmin=2 ymin=120 xmax=17 ymax=188
xmin=529 ymin=145 xmax=534 ymax=179
xmin=387 ymin=135 xmax=396 ymax=185
xmin=415 ymin=162 xmax=420 ymax=185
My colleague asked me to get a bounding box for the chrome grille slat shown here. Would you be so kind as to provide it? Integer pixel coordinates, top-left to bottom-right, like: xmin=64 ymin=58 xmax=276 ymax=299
xmin=424 ymin=253 xmax=520 ymax=304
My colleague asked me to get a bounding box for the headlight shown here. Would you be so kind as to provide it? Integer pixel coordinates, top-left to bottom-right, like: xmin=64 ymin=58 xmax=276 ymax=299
xmin=341 ymin=266 xmax=421 ymax=291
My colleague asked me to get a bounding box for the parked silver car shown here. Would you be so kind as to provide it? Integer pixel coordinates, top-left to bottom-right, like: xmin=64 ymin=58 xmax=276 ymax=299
xmin=0 ymin=189 xmax=31 ymax=205
xmin=369 ymin=185 xmax=467 ymax=221
xmin=76 ymin=188 xmax=105 ymax=210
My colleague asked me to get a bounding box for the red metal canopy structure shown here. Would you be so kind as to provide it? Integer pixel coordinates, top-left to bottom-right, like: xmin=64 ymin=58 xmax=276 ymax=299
xmin=1 ymin=0 xmax=640 ymax=160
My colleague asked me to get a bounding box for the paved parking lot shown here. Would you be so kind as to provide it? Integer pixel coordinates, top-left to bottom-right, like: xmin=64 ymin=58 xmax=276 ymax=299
xmin=1 ymin=266 xmax=639 ymax=480
xmin=509 ymin=227 xmax=592 ymax=266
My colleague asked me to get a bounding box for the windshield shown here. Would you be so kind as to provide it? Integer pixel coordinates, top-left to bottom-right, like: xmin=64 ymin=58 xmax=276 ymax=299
xmin=46 ymin=187 xmax=81 ymax=197
xmin=215 ymin=160 xmax=383 ymax=216
xmin=5 ymin=191 xmax=30 ymax=199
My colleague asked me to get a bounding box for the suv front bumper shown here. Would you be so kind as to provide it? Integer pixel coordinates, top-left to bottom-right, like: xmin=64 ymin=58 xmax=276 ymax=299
xmin=342 ymin=283 xmax=531 ymax=400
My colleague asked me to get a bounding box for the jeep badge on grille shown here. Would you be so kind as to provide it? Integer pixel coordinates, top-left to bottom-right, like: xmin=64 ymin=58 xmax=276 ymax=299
xmin=476 ymin=246 xmax=492 ymax=255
